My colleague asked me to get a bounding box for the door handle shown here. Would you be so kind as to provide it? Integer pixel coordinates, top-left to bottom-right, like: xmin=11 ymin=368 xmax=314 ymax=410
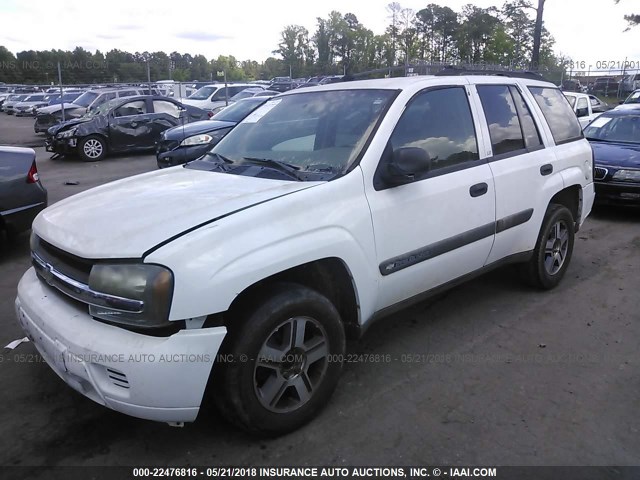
xmin=540 ymin=164 xmax=553 ymax=176
xmin=469 ymin=182 xmax=488 ymax=197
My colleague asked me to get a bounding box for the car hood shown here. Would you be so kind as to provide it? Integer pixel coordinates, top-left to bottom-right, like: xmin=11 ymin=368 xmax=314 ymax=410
xmin=39 ymin=102 xmax=85 ymax=115
xmin=48 ymin=117 xmax=93 ymax=135
xmin=591 ymin=141 xmax=640 ymax=168
xmin=33 ymin=167 xmax=320 ymax=259
xmin=162 ymin=119 xmax=236 ymax=141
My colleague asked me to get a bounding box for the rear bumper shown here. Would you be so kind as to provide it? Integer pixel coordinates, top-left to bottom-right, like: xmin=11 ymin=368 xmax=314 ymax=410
xmin=1 ymin=194 xmax=47 ymax=235
xmin=15 ymin=268 xmax=226 ymax=423
xmin=595 ymin=181 xmax=640 ymax=205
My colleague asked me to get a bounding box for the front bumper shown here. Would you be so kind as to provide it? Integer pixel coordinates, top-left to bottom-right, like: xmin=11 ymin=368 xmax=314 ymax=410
xmin=45 ymin=136 xmax=77 ymax=154
xmin=595 ymin=180 xmax=640 ymax=205
xmin=15 ymin=268 xmax=226 ymax=423
xmin=156 ymin=143 xmax=211 ymax=168
xmin=15 ymin=108 xmax=35 ymax=117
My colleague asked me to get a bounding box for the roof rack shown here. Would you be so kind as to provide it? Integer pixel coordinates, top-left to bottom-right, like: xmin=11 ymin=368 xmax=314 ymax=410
xmin=435 ymin=66 xmax=545 ymax=81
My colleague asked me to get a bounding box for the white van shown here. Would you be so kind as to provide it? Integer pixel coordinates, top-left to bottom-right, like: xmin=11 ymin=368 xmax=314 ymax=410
xmin=181 ymin=83 xmax=257 ymax=111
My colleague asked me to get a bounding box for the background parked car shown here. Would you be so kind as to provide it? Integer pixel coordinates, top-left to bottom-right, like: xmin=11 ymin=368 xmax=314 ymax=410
xmin=156 ymin=96 xmax=272 ymax=168
xmin=615 ymin=89 xmax=640 ymax=111
xmin=47 ymin=95 xmax=207 ymax=161
xmin=34 ymin=86 xmax=144 ymax=133
xmin=584 ymin=109 xmax=640 ymax=204
xmin=181 ymin=83 xmax=257 ymax=111
xmin=268 ymin=76 xmax=294 ymax=92
xmin=2 ymin=94 xmax=28 ymax=114
xmin=14 ymin=93 xmax=59 ymax=117
xmin=563 ymin=92 xmax=609 ymax=128
xmin=0 ymin=146 xmax=47 ymax=238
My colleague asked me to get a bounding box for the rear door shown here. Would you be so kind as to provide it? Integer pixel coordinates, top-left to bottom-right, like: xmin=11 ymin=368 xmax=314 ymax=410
xmin=364 ymin=85 xmax=496 ymax=311
xmin=471 ymin=82 xmax=556 ymax=264
xmin=108 ymin=99 xmax=154 ymax=149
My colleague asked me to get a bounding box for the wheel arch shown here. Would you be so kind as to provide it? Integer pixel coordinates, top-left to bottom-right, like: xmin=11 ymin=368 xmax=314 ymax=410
xmin=222 ymin=257 xmax=361 ymax=339
xmin=549 ymin=184 xmax=582 ymax=230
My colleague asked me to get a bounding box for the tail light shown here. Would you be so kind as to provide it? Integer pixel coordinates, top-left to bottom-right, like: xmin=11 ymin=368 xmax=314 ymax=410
xmin=27 ymin=161 xmax=39 ymax=183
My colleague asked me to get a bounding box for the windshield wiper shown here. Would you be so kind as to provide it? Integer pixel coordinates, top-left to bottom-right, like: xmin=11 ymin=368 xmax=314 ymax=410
xmin=203 ymin=152 xmax=234 ymax=164
xmin=241 ymin=157 xmax=303 ymax=180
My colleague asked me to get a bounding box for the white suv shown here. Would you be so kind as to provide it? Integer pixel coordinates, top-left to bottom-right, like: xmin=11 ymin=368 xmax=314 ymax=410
xmin=16 ymin=73 xmax=595 ymax=435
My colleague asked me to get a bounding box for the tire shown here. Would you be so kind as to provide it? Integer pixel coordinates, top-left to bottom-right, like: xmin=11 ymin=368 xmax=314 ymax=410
xmin=78 ymin=135 xmax=107 ymax=162
xmin=213 ymin=283 xmax=346 ymax=435
xmin=520 ymin=204 xmax=575 ymax=289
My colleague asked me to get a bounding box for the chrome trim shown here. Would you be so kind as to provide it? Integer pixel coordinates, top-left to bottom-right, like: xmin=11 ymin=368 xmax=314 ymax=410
xmin=594 ymin=167 xmax=608 ymax=181
xmin=0 ymin=202 xmax=45 ymax=217
xmin=31 ymin=251 xmax=144 ymax=313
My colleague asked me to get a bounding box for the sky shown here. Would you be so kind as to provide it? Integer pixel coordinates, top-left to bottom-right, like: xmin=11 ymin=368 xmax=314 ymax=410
xmin=1 ymin=0 xmax=639 ymax=73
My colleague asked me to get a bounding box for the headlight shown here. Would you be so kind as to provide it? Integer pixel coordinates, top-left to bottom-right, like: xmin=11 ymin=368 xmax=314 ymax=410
xmin=612 ymin=169 xmax=640 ymax=182
xmin=180 ymin=133 xmax=215 ymax=146
xmin=88 ymin=264 xmax=174 ymax=328
xmin=57 ymin=128 xmax=77 ymax=139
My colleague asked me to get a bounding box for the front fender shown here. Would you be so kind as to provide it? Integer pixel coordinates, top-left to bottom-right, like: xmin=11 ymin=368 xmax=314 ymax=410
xmin=145 ymin=169 xmax=379 ymax=325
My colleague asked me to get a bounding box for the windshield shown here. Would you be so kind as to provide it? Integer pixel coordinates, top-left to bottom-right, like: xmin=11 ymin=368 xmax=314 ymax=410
xmin=229 ymin=89 xmax=261 ymax=101
xmin=209 ymin=89 xmax=395 ymax=179
xmin=24 ymin=94 xmax=46 ymax=102
xmin=623 ymin=91 xmax=640 ymax=105
xmin=73 ymin=91 xmax=99 ymax=107
xmin=584 ymin=115 xmax=640 ymax=144
xmin=10 ymin=95 xmax=27 ymax=101
xmin=212 ymin=99 xmax=266 ymax=123
xmin=188 ymin=86 xmax=217 ymax=100
xmin=61 ymin=93 xmax=81 ymax=102
xmin=83 ymin=98 xmax=119 ymax=118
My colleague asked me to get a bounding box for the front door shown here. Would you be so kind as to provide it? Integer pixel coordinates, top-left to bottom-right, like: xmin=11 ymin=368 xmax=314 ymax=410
xmin=109 ymin=99 xmax=153 ymax=150
xmin=364 ymin=86 xmax=496 ymax=311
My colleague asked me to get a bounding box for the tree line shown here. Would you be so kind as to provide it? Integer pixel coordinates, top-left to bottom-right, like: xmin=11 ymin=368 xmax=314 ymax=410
xmin=0 ymin=1 xmax=564 ymax=85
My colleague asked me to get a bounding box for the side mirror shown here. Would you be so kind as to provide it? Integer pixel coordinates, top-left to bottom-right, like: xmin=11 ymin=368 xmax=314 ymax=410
xmin=576 ymin=107 xmax=589 ymax=118
xmin=383 ymin=147 xmax=431 ymax=187
xmin=619 ymin=100 xmax=625 ymax=105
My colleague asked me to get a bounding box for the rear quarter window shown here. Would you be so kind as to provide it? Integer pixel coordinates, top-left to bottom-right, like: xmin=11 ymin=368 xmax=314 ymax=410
xmin=528 ymin=87 xmax=583 ymax=145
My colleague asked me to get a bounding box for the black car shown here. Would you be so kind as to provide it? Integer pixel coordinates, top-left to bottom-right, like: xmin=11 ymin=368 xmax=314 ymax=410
xmin=0 ymin=146 xmax=47 ymax=238
xmin=584 ymin=109 xmax=640 ymax=205
xmin=46 ymin=96 xmax=206 ymax=161
xmin=156 ymin=96 xmax=271 ymax=168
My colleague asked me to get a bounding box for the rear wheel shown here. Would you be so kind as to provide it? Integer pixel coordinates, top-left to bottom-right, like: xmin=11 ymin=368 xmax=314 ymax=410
xmin=520 ymin=204 xmax=575 ymax=289
xmin=78 ymin=135 xmax=107 ymax=162
xmin=213 ymin=283 xmax=346 ymax=435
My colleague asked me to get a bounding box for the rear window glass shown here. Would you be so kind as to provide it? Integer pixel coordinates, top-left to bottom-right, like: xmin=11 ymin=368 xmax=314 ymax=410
xmin=528 ymin=87 xmax=582 ymax=144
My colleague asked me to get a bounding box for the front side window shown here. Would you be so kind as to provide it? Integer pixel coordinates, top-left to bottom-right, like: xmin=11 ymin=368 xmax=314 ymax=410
xmin=388 ymin=87 xmax=479 ymax=171
xmin=477 ymin=85 xmax=525 ymax=156
xmin=208 ymin=89 xmax=396 ymax=179
xmin=114 ymin=100 xmax=147 ymax=117
xmin=528 ymin=87 xmax=583 ymax=144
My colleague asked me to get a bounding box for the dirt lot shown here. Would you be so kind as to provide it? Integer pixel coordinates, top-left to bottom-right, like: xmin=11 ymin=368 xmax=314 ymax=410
xmin=0 ymin=113 xmax=639 ymax=474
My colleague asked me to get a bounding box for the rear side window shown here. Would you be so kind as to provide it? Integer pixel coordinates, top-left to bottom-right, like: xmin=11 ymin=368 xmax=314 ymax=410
xmin=153 ymin=100 xmax=180 ymax=118
xmin=477 ymin=85 xmax=525 ymax=156
xmin=528 ymin=87 xmax=583 ymax=144
xmin=388 ymin=87 xmax=479 ymax=172
xmin=510 ymin=86 xmax=542 ymax=149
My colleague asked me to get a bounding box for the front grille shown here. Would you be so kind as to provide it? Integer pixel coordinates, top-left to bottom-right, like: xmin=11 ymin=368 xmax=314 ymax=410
xmin=32 ymin=236 xmax=93 ymax=284
xmin=594 ymin=167 xmax=608 ymax=180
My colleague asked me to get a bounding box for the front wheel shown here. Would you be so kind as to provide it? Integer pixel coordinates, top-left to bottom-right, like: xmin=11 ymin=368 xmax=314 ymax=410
xmin=78 ymin=135 xmax=107 ymax=162
xmin=213 ymin=283 xmax=346 ymax=435
xmin=520 ymin=204 xmax=575 ymax=289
